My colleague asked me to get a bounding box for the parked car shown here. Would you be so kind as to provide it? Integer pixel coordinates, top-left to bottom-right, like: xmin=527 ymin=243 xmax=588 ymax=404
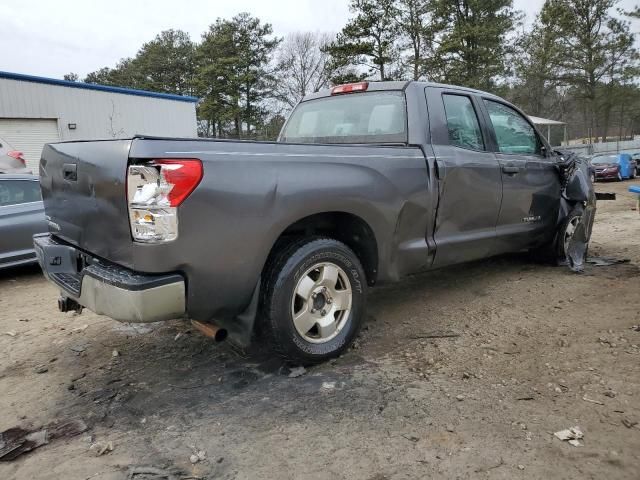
xmin=591 ymin=153 xmax=636 ymax=181
xmin=34 ymin=81 xmax=596 ymax=364
xmin=0 ymin=137 xmax=31 ymax=174
xmin=0 ymin=174 xmax=47 ymax=269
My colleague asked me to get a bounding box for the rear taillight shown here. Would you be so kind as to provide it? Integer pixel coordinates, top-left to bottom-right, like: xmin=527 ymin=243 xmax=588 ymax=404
xmin=7 ymin=151 xmax=26 ymax=166
xmin=331 ymin=82 xmax=369 ymax=95
xmin=127 ymin=159 xmax=202 ymax=243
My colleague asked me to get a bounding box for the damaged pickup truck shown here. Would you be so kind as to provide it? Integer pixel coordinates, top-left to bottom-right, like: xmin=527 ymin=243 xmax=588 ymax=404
xmin=34 ymin=81 xmax=595 ymax=364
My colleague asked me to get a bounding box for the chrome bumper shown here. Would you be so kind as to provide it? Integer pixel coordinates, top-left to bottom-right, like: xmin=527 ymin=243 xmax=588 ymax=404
xmin=34 ymin=234 xmax=185 ymax=323
xmin=75 ymin=273 xmax=185 ymax=323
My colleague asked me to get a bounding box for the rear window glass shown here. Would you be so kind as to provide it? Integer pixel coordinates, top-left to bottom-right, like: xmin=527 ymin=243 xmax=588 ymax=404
xmin=0 ymin=180 xmax=41 ymax=206
xmin=591 ymin=155 xmax=618 ymax=164
xmin=280 ymin=92 xmax=407 ymax=144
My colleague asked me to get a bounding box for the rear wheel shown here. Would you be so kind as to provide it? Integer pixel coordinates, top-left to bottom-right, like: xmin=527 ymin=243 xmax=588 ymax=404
xmin=261 ymin=238 xmax=366 ymax=365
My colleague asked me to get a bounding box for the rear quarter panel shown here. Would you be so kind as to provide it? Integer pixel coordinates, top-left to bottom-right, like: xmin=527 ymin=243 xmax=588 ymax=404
xmin=128 ymin=139 xmax=431 ymax=321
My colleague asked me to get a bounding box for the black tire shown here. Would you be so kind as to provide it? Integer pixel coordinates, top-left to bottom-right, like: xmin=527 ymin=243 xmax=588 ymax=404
xmin=261 ymin=237 xmax=367 ymax=365
xmin=617 ymin=171 xmax=623 ymax=181
xmin=590 ymin=172 xmax=596 ymax=183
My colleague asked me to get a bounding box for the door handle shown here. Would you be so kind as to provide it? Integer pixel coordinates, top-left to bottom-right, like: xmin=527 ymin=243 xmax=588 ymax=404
xmin=62 ymin=163 xmax=77 ymax=181
xmin=502 ymin=165 xmax=520 ymax=175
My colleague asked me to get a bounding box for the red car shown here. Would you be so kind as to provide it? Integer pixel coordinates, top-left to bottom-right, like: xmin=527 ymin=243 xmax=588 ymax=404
xmin=591 ymin=153 xmax=635 ymax=181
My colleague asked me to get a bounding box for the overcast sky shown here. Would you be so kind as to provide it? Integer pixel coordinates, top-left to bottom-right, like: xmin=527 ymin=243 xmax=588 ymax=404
xmin=1 ymin=0 xmax=638 ymax=79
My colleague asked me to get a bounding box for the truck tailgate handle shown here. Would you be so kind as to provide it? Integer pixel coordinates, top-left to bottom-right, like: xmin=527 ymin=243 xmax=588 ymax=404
xmin=63 ymin=163 xmax=77 ymax=181
xmin=502 ymin=165 xmax=520 ymax=175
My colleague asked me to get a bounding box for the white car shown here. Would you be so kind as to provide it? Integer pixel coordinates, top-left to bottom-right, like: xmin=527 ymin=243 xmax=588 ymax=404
xmin=0 ymin=136 xmax=31 ymax=174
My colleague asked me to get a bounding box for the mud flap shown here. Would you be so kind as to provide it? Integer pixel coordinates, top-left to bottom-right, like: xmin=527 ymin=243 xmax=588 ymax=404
xmin=566 ymin=220 xmax=588 ymax=273
xmin=553 ymin=151 xmax=597 ymax=271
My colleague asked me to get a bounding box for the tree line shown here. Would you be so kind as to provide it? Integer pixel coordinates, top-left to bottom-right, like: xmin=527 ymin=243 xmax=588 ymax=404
xmin=64 ymin=0 xmax=640 ymax=144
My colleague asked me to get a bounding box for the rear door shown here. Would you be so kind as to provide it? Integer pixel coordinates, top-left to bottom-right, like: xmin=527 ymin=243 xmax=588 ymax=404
xmin=426 ymin=87 xmax=502 ymax=267
xmin=480 ymin=99 xmax=560 ymax=253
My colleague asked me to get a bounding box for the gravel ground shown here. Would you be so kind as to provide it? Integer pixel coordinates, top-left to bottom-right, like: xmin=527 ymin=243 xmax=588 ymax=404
xmin=0 ymin=181 xmax=639 ymax=480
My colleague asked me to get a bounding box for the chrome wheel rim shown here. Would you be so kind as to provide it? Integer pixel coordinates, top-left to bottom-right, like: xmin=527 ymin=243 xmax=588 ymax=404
xmin=564 ymin=216 xmax=581 ymax=253
xmin=291 ymin=262 xmax=352 ymax=344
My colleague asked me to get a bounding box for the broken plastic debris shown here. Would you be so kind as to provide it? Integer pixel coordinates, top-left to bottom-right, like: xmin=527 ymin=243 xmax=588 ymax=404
xmin=189 ymin=449 xmax=206 ymax=464
xmin=70 ymin=342 xmax=90 ymax=353
xmin=0 ymin=420 xmax=87 ymax=461
xmin=566 ymin=221 xmax=588 ymax=273
xmin=554 ymin=426 xmax=583 ymax=446
xmin=89 ymin=441 xmax=113 ymax=456
xmin=288 ymin=366 xmax=306 ymax=378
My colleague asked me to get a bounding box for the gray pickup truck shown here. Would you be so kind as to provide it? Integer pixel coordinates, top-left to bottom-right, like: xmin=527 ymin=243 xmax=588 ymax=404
xmin=34 ymin=81 xmax=595 ymax=364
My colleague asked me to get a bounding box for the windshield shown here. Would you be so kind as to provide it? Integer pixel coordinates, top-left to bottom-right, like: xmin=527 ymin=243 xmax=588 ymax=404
xmin=591 ymin=155 xmax=618 ymax=164
xmin=280 ymin=91 xmax=407 ymax=144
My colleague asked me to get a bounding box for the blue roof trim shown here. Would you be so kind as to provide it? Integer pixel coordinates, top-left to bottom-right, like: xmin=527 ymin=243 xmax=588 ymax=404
xmin=0 ymin=71 xmax=199 ymax=103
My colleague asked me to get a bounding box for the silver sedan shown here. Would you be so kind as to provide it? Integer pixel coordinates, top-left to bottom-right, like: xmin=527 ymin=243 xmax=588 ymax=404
xmin=0 ymin=174 xmax=47 ymax=269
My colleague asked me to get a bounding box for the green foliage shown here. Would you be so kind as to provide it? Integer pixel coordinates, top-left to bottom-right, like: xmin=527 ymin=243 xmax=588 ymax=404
xmin=326 ymin=0 xmax=400 ymax=81
xmin=84 ymin=30 xmax=195 ymax=95
xmin=429 ymin=0 xmax=521 ymax=90
xmin=135 ymin=29 xmax=196 ymax=95
xmin=195 ymin=13 xmax=280 ymax=138
xmin=395 ymin=0 xmax=435 ymax=80
xmin=537 ymin=0 xmax=637 ymax=140
xmin=63 ymin=72 xmax=79 ymax=82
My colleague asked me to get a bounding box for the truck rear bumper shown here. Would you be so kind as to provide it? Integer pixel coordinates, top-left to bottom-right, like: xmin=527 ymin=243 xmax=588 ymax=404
xmin=34 ymin=234 xmax=185 ymax=323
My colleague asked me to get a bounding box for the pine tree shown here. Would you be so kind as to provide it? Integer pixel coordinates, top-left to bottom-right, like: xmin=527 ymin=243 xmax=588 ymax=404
xmin=430 ymin=0 xmax=520 ymax=90
xmin=326 ymin=0 xmax=400 ymax=81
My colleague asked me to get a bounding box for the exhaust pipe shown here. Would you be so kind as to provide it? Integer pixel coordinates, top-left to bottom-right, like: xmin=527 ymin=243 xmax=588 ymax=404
xmin=191 ymin=319 xmax=228 ymax=342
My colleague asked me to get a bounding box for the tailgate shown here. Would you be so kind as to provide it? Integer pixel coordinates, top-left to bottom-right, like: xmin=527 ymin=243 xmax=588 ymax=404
xmin=39 ymin=140 xmax=134 ymax=265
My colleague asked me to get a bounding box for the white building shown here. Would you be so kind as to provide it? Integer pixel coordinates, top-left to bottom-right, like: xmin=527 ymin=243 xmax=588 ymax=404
xmin=0 ymin=71 xmax=198 ymax=172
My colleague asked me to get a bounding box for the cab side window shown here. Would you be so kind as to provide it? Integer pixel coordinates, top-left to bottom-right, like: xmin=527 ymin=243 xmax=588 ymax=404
xmin=484 ymin=100 xmax=540 ymax=155
xmin=442 ymin=94 xmax=484 ymax=151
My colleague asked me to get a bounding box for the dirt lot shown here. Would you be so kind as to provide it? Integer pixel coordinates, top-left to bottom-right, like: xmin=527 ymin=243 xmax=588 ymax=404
xmin=1 ymin=181 xmax=639 ymax=480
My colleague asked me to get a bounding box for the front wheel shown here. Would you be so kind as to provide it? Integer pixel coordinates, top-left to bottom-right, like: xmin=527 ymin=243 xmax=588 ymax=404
xmin=590 ymin=172 xmax=596 ymax=183
xmin=261 ymin=238 xmax=367 ymax=365
xmin=617 ymin=171 xmax=623 ymax=181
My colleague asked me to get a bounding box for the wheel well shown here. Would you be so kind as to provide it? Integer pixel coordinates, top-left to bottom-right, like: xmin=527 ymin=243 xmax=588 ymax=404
xmin=266 ymin=212 xmax=379 ymax=285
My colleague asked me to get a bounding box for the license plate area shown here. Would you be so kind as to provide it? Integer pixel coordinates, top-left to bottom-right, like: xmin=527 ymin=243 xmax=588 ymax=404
xmin=34 ymin=235 xmax=90 ymax=296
